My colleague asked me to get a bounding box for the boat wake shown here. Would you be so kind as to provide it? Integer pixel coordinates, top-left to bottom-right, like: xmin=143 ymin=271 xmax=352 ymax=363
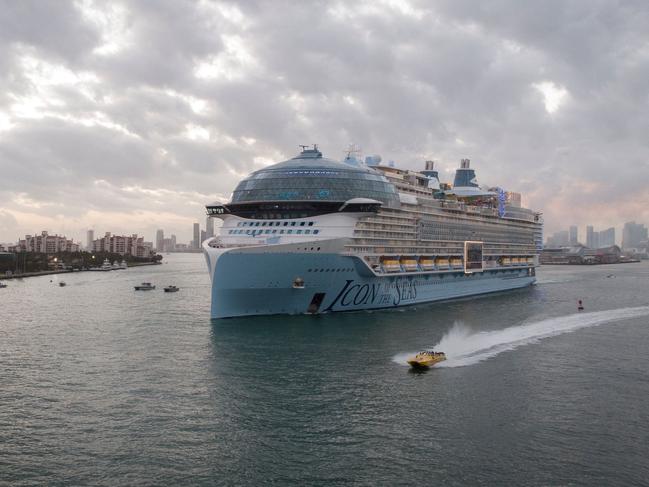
xmin=393 ymin=306 xmax=649 ymax=368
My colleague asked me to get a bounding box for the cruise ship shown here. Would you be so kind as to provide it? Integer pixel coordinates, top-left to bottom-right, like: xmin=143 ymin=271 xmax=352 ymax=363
xmin=204 ymin=146 xmax=543 ymax=319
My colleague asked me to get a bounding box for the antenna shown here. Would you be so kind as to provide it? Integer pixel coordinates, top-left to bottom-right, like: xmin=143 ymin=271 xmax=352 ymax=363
xmin=344 ymin=143 xmax=362 ymax=158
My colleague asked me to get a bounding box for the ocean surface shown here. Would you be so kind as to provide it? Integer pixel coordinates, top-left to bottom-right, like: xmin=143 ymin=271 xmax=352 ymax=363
xmin=2 ymin=255 xmax=649 ymax=486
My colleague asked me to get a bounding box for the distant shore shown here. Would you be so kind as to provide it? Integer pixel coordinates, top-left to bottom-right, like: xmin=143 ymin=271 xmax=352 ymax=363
xmin=2 ymin=261 xmax=161 ymax=280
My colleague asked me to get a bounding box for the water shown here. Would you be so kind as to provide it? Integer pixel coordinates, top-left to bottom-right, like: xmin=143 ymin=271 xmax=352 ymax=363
xmin=2 ymin=256 xmax=649 ymax=486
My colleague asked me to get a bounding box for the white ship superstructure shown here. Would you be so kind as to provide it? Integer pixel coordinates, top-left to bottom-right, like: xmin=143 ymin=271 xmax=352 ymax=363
xmin=204 ymin=146 xmax=542 ymax=318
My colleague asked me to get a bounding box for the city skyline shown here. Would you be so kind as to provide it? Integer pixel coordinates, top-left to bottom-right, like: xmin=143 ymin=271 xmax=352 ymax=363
xmin=2 ymin=2 xmax=649 ymax=241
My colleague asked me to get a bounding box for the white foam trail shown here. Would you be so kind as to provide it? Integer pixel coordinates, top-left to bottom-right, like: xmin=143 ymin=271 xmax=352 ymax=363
xmin=393 ymin=306 xmax=649 ymax=368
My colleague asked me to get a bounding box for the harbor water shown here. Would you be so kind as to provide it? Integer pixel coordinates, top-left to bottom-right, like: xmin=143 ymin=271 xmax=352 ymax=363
xmin=1 ymin=255 xmax=649 ymax=485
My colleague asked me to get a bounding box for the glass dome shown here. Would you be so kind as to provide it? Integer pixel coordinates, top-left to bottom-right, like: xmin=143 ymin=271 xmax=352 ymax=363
xmin=230 ymin=149 xmax=400 ymax=207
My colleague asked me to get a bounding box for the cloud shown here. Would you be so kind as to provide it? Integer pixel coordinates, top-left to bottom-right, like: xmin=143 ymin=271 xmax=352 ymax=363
xmin=1 ymin=0 xmax=648 ymax=244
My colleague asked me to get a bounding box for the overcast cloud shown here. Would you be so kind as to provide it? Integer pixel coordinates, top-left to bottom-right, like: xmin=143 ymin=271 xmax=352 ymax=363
xmin=1 ymin=0 xmax=648 ymax=244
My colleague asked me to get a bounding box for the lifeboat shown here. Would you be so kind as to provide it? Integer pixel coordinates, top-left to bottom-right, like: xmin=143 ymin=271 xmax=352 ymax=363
xmin=419 ymin=258 xmax=435 ymax=271
xmin=526 ymin=257 xmax=534 ymax=264
xmin=381 ymin=258 xmax=401 ymax=273
xmin=512 ymin=257 xmax=520 ymax=265
xmin=450 ymin=257 xmax=463 ymax=268
xmin=407 ymin=350 xmax=447 ymax=369
xmin=501 ymin=257 xmax=511 ymax=266
xmin=400 ymin=258 xmax=418 ymax=272
xmin=435 ymin=257 xmax=450 ymax=269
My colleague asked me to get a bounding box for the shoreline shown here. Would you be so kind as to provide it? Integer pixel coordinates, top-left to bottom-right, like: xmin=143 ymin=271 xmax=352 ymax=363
xmin=2 ymin=261 xmax=161 ymax=280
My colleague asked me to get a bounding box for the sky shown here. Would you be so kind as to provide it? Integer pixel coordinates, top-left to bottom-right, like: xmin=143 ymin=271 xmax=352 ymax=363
xmin=1 ymin=0 xmax=648 ymax=245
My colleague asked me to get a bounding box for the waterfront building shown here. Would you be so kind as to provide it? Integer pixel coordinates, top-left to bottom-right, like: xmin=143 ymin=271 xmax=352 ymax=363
xmin=203 ymin=146 xmax=542 ymax=318
xmin=156 ymin=229 xmax=164 ymax=252
xmin=86 ymin=229 xmax=94 ymax=250
xmin=622 ymin=221 xmax=648 ymax=250
xmin=193 ymin=223 xmax=200 ymax=250
xmin=92 ymin=233 xmax=150 ymax=257
xmin=16 ymin=231 xmax=80 ymax=253
xmin=541 ymin=245 xmax=622 ymax=264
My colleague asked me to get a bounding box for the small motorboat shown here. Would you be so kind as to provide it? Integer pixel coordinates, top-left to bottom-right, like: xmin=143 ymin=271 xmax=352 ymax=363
xmin=0 ymin=281 xmax=7 ymax=288
xmin=407 ymin=350 xmax=446 ymax=369
xmin=164 ymin=285 xmax=179 ymax=293
xmin=134 ymin=282 xmax=155 ymax=291
xmin=59 ymin=281 xmax=67 ymax=287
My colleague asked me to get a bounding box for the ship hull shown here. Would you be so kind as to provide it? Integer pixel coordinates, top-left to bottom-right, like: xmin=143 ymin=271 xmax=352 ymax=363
xmin=205 ymin=245 xmax=535 ymax=319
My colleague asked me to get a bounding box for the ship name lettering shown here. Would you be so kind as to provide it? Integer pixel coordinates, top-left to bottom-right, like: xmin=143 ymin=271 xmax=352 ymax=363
xmin=324 ymin=280 xmax=383 ymax=310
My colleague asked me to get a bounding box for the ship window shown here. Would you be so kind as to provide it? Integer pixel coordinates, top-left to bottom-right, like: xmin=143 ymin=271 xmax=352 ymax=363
xmin=308 ymin=222 xmax=314 ymax=226
xmin=280 ymin=230 xmax=285 ymax=234
xmin=288 ymin=230 xmax=293 ymax=234
xmin=296 ymin=230 xmax=302 ymax=234
xmin=291 ymin=222 xmax=296 ymax=226
xmin=313 ymin=230 xmax=320 ymax=235
xmin=283 ymin=222 xmax=288 ymax=226
xmin=305 ymin=230 xmax=311 ymax=234
xmin=262 ymin=222 xmax=267 ymax=226
xmin=300 ymin=222 xmax=306 ymax=226
xmin=265 ymin=230 xmax=271 ymax=234
xmin=246 ymin=230 xmax=251 ymax=235
xmin=255 ymin=222 xmax=260 ymax=226
xmin=272 ymin=230 xmax=277 ymax=234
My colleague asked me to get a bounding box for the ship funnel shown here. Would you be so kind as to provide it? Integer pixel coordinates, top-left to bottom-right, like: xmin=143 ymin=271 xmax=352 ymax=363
xmin=422 ymin=160 xmax=441 ymax=190
xmin=453 ymin=158 xmax=479 ymax=188
xmin=422 ymin=160 xmax=439 ymax=179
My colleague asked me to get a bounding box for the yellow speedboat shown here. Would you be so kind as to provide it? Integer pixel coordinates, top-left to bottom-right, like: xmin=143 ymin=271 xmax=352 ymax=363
xmin=407 ymin=350 xmax=446 ymax=369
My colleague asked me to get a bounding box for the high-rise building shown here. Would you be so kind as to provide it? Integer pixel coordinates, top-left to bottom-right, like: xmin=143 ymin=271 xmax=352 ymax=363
xmin=86 ymin=229 xmax=94 ymax=250
xmin=170 ymin=234 xmax=176 ymax=250
xmin=201 ymin=230 xmax=207 ymax=245
xmin=156 ymin=229 xmax=164 ymax=252
xmin=599 ymin=227 xmax=615 ymax=247
xmin=16 ymin=231 xmax=80 ymax=253
xmin=546 ymin=230 xmax=569 ymax=247
xmin=193 ymin=223 xmax=200 ymax=250
xmin=569 ymin=226 xmax=578 ymax=246
xmin=206 ymin=216 xmax=215 ymax=238
xmin=622 ymin=221 xmax=648 ymax=249
xmin=586 ymin=225 xmax=595 ymax=248
xmin=92 ymin=232 xmax=149 ymax=257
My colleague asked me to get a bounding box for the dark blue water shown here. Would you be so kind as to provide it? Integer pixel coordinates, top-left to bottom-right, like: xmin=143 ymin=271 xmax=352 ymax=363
xmin=2 ymin=256 xmax=649 ymax=486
